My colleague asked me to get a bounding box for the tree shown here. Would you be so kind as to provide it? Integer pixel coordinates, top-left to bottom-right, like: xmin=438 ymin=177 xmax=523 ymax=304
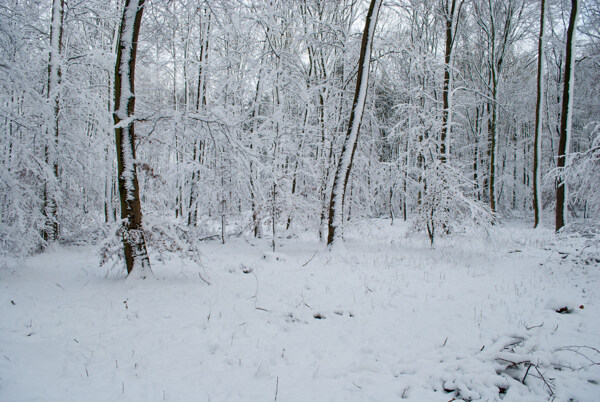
xmin=113 ymin=0 xmax=151 ymax=277
xmin=439 ymin=0 xmax=464 ymax=163
xmin=533 ymin=0 xmax=546 ymax=228
xmin=42 ymin=0 xmax=64 ymax=244
xmin=3 ymin=0 xmax=600 ymax=259
xmin=474 ymin=0 xmax=524 ymax=213
xmin=413 ymin=159 xmax=491 ymax=245
xmin=327 ymin=0 xmax=383 ymax=246
xmin=555 ymin=0 xmax=578 ymax=232
xmin=187 ymin=5 xmax=211 ymax=228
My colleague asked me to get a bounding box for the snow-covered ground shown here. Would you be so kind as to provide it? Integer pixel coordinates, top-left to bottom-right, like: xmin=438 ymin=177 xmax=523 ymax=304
xmin=1 ymin=220 xmax=599 ymax=401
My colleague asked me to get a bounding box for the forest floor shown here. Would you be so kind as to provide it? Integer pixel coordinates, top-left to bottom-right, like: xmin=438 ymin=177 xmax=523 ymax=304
xmin=1 ymin=220 xmax=600 ymax=401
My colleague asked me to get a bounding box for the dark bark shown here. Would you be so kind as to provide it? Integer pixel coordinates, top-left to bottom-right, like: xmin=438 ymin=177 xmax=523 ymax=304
xmin=440 ymin=0 xmax=462 ymax=163
xmin=188 ymin=9 xmax=211 ymax=227
xmin=533 ymin=0 xmax=546 ymax=228
xmin=556 ymin=0 xmax=578 ymax=232
xmin=327 ymin=0 xmax=382 ymax=245
xmin=478 ymin=0 xmax=518 ymax=214
xmin=113 ymin=0 xmax=151 ymax=276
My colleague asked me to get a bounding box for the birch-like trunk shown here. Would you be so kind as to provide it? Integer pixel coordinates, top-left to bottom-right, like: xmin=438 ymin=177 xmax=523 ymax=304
xmin=42 ymin=0 xmax=64 ymax=244
xmin=326 ymin=0 xmax=382 ymax=246
xmin=113 ymin=0 xmax=151 ymax=277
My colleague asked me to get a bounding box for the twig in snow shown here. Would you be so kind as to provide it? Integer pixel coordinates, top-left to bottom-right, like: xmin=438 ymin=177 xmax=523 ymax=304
xmin=274 ymin=376 xmax=279 ymax=401
xmin=352 ymin=381 xmax=362 ymax=389
xmin=503 ymin=337 xmax=526 ymax=350
xmin=252 ymin=270 xmax=259 ymax=304
xmin=530 ymin=364 xmax=555 ymax=397
xmin=198 ymin=272 xmax=211 ymax=285
xmin=521 ymin=363 xmax=532 ymax=383
xmin=401 ymin=386 xmax=410 ymax=398
xmin=496 ymin=358 xmax=531 ymax=370
xmin=558 ymin=345 xmax=600 ymax=354
xmin=302 ymin=251 xmax=318 ymax=267
xmin=525 ymin=322 xmax=544 ymax=330
xmin=497 ymin=359 xmax=555 ymax=398
xmin=556 ymin=345 xmax=600 ymax=366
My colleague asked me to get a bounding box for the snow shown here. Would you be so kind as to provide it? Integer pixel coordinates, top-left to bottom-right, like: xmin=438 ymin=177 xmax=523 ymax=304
xmin=1 ymin=220 xmax=599 ymax=401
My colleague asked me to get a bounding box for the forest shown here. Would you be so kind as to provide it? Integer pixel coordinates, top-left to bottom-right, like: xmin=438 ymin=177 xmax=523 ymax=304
xmin=1 ymin=0 xmax=598 ymax=260
xmin=1 ymin=0 xmax=600 ymax=400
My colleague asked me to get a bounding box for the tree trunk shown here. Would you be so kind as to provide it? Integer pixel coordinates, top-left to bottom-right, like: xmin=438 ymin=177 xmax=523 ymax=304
xmin=440 ymin=0 xmax=462 ymax=163
xmin=42 ymin=0 xmax=64 ymax=244
xmin=188 ymin=8 xmax=211 ymax=227
xmin=533 ymin=0 xmax=546 ymax=228
xmin=556 ymin=0 xmax=578 ymax=232
xmin=113 ymin=0 xmax=151 ymax=277
xmin=327 ymin=0 xmax=382 ymax=246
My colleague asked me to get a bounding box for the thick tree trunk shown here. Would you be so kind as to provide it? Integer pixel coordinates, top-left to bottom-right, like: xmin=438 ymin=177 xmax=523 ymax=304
xmin=327 ymin=0 xmax=382 ymax=246
xmin=556 ymin=0 xmax=578 ymax=232
xmin=113 ymin=0 xmax=151 ymax=277
xmin=533 ymin=0 xmax=546 ymax=228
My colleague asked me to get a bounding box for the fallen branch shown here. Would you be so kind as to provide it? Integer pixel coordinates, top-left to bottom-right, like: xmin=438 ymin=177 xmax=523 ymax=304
xmin=556 ymin=345 xmax=600 ymax=367
xmin=302 ymin=251 xmax=318 ymax=267
xmin=525 ymin=322 xmax=544 ymax=330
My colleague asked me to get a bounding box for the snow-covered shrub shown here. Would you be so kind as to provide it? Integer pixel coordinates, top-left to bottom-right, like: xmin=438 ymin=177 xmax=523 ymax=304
xmin=432 ymin=333 xmax=600 ymax=401
xmin=99 ymin=215 xmax=201 ymax=275
xmin=412 ymin=160 xmax=493 ymax=245
xmin=565 ymin=123 xmax=600 ymax=218
xmin=0 ymin=167 xmax=46 ymax=257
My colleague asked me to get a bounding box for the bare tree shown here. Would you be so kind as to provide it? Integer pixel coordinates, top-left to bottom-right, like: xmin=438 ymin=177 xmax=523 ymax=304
xmin=440 ymin=0 xmax=464 ymax=163
xmin=42 ymin=0 xmax=64 ymax=244
xmin=327 ymin=0 xmax=383 ymax=246
xmin=474 ymin=0 xmax=524 ymax=213
xmin=113 ymin=0 xmax=151 ymax=277
xmin=188 ymin=5 xmax=211 ymax=227
xmin=533 ymin=0 xmax=546 ymax=228
xmin=556 ymin=0 xmax=579 ymax=232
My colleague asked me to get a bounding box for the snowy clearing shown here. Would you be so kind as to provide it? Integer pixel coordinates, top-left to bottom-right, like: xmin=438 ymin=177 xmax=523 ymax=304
xmin=1 ymin=220 xmax=599 ymax=401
